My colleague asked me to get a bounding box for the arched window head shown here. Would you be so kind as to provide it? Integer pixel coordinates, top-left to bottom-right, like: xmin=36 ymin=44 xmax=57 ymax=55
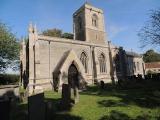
xmin=80 ymin=52 xmax=88 ymax=73
xmin=78 ymin=16 xmax=82 ymax=29
xmin=99 ymin=53 xmax=106 ymax=73
xmin=92 ymin=14 xmax=98 ymax=27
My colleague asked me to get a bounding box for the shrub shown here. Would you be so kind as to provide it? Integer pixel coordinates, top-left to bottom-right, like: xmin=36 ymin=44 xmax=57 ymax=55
xmin=0 ymin=74 xmax=19 ymax=85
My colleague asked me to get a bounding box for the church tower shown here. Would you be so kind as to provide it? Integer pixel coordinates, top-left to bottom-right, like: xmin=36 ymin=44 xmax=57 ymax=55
xmin=73 ymin=3 xmax=106 ymax=44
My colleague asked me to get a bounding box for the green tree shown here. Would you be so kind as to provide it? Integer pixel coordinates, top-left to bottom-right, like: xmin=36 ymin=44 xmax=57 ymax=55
xmin=42 ymin=28 xmax=62 ymax=37
xmin=138 ymin=9 xmax=160 ymax=48
xmin=0 ymin=22 xmax=19 ymax=73
xmin=42 ymin=28 xmax=73 ymax=39
xmin=61 ymin=32 xmax=73 ymax=39
xmin=143 ymin=49 xmax=160 ymax=62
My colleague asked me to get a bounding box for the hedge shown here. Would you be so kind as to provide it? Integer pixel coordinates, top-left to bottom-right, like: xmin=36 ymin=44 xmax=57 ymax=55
xmin=0 ymin=74 xmax=20 ymax=85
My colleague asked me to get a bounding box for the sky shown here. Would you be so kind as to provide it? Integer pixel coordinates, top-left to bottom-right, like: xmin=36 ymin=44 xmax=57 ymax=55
xmin=0 ymin=0 xmax=160 ymax=53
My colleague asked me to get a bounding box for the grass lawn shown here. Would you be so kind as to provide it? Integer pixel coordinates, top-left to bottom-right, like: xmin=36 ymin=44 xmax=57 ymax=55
xmin=44 ymin=84 xmax=160 ymax=120
xmin=11 ymin=82 xmax=160 ymax=120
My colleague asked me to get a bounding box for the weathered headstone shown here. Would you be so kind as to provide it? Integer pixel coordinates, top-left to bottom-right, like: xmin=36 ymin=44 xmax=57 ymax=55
xmin=45 ymin=101 xmax=53 ymax=120
xmin=61 ymin=84 xmax=71 ymax=109
xmin=100 ymin=80 xmax=105 ymax=89
xmin=28 ymin=92 xmax=45 ymax=120
xmin=73 ymin=87 xmax=79 ymax=104
xmin=0 ymin=99 xmax=10 ymax=120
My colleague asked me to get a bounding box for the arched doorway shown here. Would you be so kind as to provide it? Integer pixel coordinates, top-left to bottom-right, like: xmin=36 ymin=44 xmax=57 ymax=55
xmin=68 ymin=64 xmax=79 ymax=88
xmin=68 ymin=63 xmax=79 ymax=103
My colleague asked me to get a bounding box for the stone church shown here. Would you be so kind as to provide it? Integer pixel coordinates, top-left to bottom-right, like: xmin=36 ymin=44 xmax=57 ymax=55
xmin=20 ymin=3 xmax=145 ymax=93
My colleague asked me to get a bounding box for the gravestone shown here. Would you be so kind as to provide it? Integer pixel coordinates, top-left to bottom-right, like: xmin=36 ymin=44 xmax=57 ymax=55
xmin=0 ymin=99 xmax=10 ymax=120
xmin=100 ymin=80 xmax=105 ymax=89
xmin=61 ymin=84 xmax=71 ymax=109
xmin=73 ymin=87 xmax=79 ymax=104
xmin=28 ymin=92 xmax=45 ymax=120
xmin=45 ymin=101 xmax=53 ymax=120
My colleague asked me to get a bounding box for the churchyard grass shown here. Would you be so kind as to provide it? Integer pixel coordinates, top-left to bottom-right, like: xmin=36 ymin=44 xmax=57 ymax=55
xmin=11 ymin=82 xmax=160 ymax=120
xmin=44 ymin=84 xmax=160 ymax=120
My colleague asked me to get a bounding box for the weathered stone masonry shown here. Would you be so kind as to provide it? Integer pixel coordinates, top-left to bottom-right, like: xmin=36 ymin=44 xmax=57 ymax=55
xmin=20 ymin=3 xmax=145 ymax=93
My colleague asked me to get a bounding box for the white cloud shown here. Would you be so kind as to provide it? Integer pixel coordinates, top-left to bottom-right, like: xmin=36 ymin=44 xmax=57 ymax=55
xmin=107 ymin=25 xmax=128 ymax=39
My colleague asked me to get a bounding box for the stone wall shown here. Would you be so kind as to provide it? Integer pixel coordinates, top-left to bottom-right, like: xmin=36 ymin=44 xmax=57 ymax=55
xmin=0 ymin=85 xmax=19 ymax=98
xmin=28 ymin=35 xmax=112 ymax=90
xmin=20 ymin=3 xmax=146 ymax=93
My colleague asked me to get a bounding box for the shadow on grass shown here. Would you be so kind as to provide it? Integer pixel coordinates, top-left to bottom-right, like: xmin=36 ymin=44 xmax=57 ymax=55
xmin=99 ymin=110 xmax=159 ymax=120
xmin=0 ymin=90 xmax=28 ymax=120
xmin=45 ymin=97 xmax=74 ymax=112
xmin=53 ymin=113 xmax=83 ymax=120
xmin=45 ymin=97 xmax=82 ymax=120
xmin=99 ymin=110 xmax=130 ymax=120
xmin=98 ymin=99 xmax=127 ymax=107
xmin=81 ymin=83 xmax=160 ymax=109
xmin=10 ymin=102 xmax=28 ymax=120
xmin=10 ymin=96 xmax=82 ymax=120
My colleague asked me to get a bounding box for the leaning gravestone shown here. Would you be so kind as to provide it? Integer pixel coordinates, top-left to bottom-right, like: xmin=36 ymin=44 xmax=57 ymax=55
xmin=61 ymin=84 xmax=71 ymax=109
xmin=28 ymin=92 xmax=45 ymax=120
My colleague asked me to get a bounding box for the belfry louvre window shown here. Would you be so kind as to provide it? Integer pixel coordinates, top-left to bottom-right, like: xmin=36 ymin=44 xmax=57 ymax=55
xmin=92 ymin=14 xmax=98 ymax=27
xmin=99 ymin=53 xmax=106 ymax=73
xmin=80 ymin=52 xmax=88 ymax=73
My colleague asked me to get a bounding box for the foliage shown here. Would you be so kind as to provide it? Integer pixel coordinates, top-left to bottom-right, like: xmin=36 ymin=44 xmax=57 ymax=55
xmin=0 ymin=74 xmax=19 ymax=85
xmin=143 ymin=49 xmax=160 ymax=62
xmin=61 ymin=32 xmax=73 ymax=39
xmin=42 ymin=28 xmax=62 ymax=37
xmin=138 ymin=9 xmax=160 ymax=48
xmin=0 ymin=22 xmax=20 ymax=72
xmin=42 ymin=28 xmax=73 ymax=39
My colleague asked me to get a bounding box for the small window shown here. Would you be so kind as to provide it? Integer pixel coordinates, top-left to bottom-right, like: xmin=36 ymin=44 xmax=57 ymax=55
xmin=96 ymin=34 xmax=98 ymax=40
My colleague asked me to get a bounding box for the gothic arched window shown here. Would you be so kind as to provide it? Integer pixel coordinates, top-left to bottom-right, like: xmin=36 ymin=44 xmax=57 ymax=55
xmin=80 ymin=52 xmax=88 ymax=73
xmin=99 ymin=53 xmax=106 ymax=73
xmin=92 ymin=14 xmax=98 ymax=27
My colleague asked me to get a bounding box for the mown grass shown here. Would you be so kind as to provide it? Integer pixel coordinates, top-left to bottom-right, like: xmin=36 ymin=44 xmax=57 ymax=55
xmin=11 ymin=81 xmax=160 ymax=120
xmin=44 ymin=84 xmax=160 ymax=120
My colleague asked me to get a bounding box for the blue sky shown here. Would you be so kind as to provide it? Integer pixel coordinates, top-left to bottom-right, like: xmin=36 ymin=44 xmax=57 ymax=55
xmin=0 ymin=0 xmax=160 ymax=53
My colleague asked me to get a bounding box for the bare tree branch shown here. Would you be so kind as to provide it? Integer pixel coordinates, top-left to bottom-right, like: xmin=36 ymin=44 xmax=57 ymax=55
xmin=138 ymin=9 xmax=160 ymax=48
